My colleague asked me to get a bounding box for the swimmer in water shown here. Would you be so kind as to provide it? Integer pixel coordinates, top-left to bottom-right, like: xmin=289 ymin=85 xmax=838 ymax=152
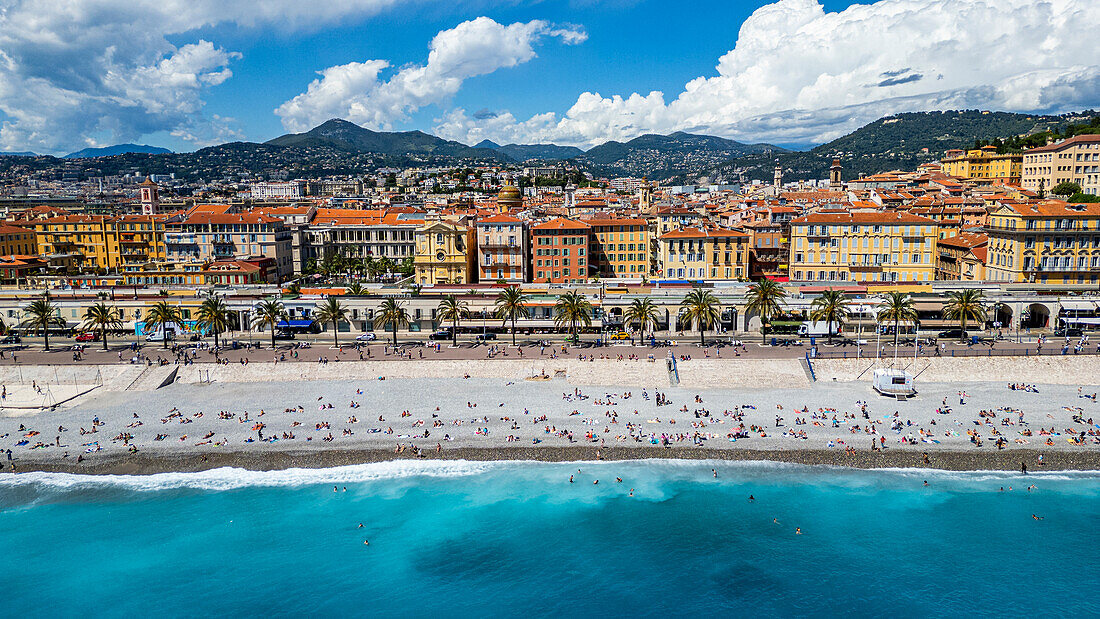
xmin=712 ymin=469 xmax=718 ymax=478
xmin=796 ymin=528 xmax=802 ymax=535
xmin=569 ymin=475 xmax=574 ymax=483
xmin=616 ymin=477 xmax=622 ymax=483
xmin=358 ymin=523 xmax=364 ymax=528
xmin=749 ymin=495 xmax=755 ymax=502
xmin=629 ymin=488 xmax=634 ymax=496
xmin=593 ymin=480 xmax=599 ymax=485
xmin=1032 ymin=514 xmax=1044 ymax=520
xmin=363 ymin=540 xmax=370 ymax=545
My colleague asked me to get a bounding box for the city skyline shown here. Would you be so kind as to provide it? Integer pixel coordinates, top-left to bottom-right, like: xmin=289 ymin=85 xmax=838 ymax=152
xmin=1 ymin=0 xmax=1097 ymax=156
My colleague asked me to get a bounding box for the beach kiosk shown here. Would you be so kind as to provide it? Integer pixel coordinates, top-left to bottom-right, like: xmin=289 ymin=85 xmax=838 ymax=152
xmin=872 ymin=368 xmax=915 ymax=398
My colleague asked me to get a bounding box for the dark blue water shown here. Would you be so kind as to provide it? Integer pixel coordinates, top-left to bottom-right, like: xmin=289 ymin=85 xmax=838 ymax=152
xmin=1 ymin=460 xmax=1096 ymax=617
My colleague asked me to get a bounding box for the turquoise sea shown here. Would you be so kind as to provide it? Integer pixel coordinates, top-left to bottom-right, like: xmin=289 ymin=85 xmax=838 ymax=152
xmin=1 ymin=460 xmax=1098 ymax=617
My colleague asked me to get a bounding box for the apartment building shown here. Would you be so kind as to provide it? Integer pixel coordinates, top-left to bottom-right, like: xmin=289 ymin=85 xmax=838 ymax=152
xmin=985 ymin=199 xmax=1100 ymax=284
xmin=788 ymin=211 xmax=939 ymax=283
xmin=531 ymin=217 xmax=590 ymax=284
xmin=1021 ymin=134 xmax=1100 ymax=196
xmin=309 ymin=209 xmax=424 ymax=263
xmin=656 ymin=226 xmax=748 ymax=281
xmin=739 ymin=220 xmax=787 ymax=279
xmin=936 ymin=232 xmax=988 ymax=281
xmin=0 ymin=223 xmax=37 ymax=257
xmin=475 ymin=214 xmax=527 ymax=283
xmin=941 ymin=147 xmax=1022 ymax=184
xmin=34 ymin=214 xmax=167 ymax=273
xmin=165 ymin=212 xmax=293 ymax=280
xmin=583 ymin=216 xmax=651 ymax=278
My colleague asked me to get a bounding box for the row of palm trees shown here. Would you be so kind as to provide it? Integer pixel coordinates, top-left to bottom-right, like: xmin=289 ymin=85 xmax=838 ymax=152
xmin=12 ymin=285 xmax=993 ymax=354
xmin=742 ymin=282 xmax=989 ymax=345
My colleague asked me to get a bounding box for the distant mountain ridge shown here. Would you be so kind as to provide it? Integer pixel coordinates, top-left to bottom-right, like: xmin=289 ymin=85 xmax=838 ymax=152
xmin=5 ymin=109 xmax=1096 ymax=184
xmin=266 ymin=119 xmax=503 ymax=161
xmin=474 ymin=140 xmax=585 ymax=162
xmin=64 ymin=143 xmax=171 ymax=159
xmin=0 ymin=151 xmax=37 ymax=157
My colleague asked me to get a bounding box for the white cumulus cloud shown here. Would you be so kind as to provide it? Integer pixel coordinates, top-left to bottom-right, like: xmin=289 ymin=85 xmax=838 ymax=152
xmin=275 ymin=17 xmax=587 ymax=133
xmin=0 ymin=0 xmax=403 ymax=154
xmin=435 ymin=0 xmax=1100 ymax=147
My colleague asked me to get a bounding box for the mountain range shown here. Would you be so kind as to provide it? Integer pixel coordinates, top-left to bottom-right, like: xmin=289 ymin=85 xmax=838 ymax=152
xmin=0 ymin=109 xmax=1094 ymax=184
xmin=64 ymin=143 xmax=172 ymax=159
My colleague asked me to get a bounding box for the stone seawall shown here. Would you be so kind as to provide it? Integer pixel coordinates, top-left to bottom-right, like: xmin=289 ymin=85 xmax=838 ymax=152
xmin=812 ymin=356 xmax=1100 ymax=385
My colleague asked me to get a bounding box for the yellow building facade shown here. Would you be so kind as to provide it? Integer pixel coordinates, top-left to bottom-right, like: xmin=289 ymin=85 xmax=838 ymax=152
xmin=941 ymin=147 xmax=1023 ymax=184
xmin=413 ymin=220 xmax=473 ymax=285
xmin=985 ymin=200 xmax=1100 ymax=284
xmin=657 ymin=226 xmax=748 ymax=281
xmin=33 ymin=215 xmax=167 ymax=273
xmin=584 ymin=217 xmax=652 ymax=278
xmin=789 ymin=212 xmax=939 ymax=283
xmin=0 ymin=223 xmax=38 ymax=256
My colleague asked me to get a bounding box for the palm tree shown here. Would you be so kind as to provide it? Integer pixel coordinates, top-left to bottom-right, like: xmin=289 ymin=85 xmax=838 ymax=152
xmin=196 ymin=295 xmax=230 ymax=350
xmin=494 ymin=286 xmax=530 ymax=346
xmin=252 ymin=299 xmax=288 ymax=350
xmin=436 ymin=295 xmax=469 ymax=347
xmin=809 ymin=289 xmax=850 ymax=344
xmin=679 ymin=288 xmax=722 ymax=346
xmin=744 ymin=279 xmax=787 ymax=344
xmin=81 ymin=302 xmax=122 ymax=351
xmin=377 ymin=297 xmax=410 ymax=346
xmin=314 ymin=296 xmax=349 ymax=349
xmin=24 ymin=294 xmax=60 ymax=351
xmin=943 ymin=289 xmax=987 ymax=343
xmin=553 ymin=291 xmax=593 ymax=342
xmin=877 ymin=291 xmax=918 ymax=348
xmin=346 ymin=282 xmax=367 ymax=296
xmin=146 ymin=300 xmax=182 ymax=350
xmin=623 ymin=298 xmax=661 ymax=341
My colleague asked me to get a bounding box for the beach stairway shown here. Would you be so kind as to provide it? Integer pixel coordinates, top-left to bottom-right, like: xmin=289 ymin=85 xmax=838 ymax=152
xmin=800 ymin=353 xmax=817 ymax=382
xmin=666 ymin=355 xmax=680 ymax=386
xmin=124 ymin=365 xmax=179 ymax=391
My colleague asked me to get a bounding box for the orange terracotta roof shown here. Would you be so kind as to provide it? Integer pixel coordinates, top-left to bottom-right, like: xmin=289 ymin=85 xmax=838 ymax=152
xmin=531 ymin=217 xmax=590 ymax=231
xmin=938 ymin=232 xmax=988 ymax=249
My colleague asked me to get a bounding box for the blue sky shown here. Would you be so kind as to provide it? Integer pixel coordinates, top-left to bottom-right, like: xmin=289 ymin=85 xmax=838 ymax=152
xmin=0 ymin=0 xmax=1096 ymax=155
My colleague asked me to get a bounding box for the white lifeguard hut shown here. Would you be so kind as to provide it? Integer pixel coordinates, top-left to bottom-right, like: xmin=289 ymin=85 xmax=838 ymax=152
xmin=872 ymin=368 xmax=915 ymax=398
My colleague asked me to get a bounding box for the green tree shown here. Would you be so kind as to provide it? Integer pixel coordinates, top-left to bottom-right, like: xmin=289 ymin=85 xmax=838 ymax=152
xmin=679 ymin=288 xmax=722 ymax=346
xmin=943 ymin=289 xmax=987 ymax=343
xmin=146 ymin=300 xmax=183 ymax=350
xmin=436 ymin=295 xmax=469 ymax=347
xmin=494 ymin=285 xmax=530 ymax=346
xmin=377 ymin=297 xmax=409 ymax=346
xmin=314 ymin=296 xmax=349 ymax=349
xmin=553 ymin=291 xmax=592 ymax=342
xmin=346 ymin=282 xmax=367 ymax=296
xmin=1052 ymin=181 xmax=1082 ymax=197
xmin=81 ymin=302 xmax=122 ymax=351
xmin=623 ymin=297 xmax=660 ymax=341
xmin=877 ymin=291 xmax=918 ymax=349
xmin=196 ymin=295 xmax=230 ymax=350
xmin=252 ymin=299 xmax=288 ymax=350
xmin=744 ymin=279 xmax=788 ymax=344
xmin=809 ymin=289 xmax=850 ymax=344
xmin=23 ymin=295 xmax=61 ymax=351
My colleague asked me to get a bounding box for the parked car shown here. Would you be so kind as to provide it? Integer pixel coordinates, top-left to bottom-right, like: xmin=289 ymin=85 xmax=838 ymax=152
xmin=355 ymin=332 xmax=377 ymax=342
xmin=428 ymin=330 xmax=452 ymax=341
xmin=273 ymin=330 xmax=296 ymax=340
xmin=475 ymin=333 xmax=497 ymax=341
xmin=937 ymin=329 xmax=969 ymax=340
xmin=0 ymin=335 xmax=21 ymax=344
xmin=608 ymin=331 xmax=631 ymax=341
xmin=75 ymin=332 xmax=99 ymax=342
